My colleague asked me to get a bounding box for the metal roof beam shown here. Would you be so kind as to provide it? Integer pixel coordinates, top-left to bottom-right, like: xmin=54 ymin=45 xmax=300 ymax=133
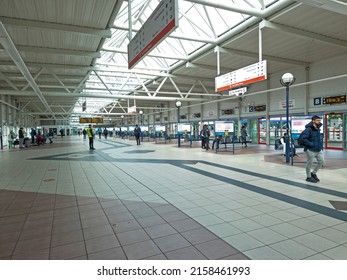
xmin=0 ymin=90 xmax=206 ymax=101
xmin=111 ymin=24 xmax=215 ymax=44
xmin=260 ymin=20 xmax=347 ymax=49
xmin=0 ymin=22 xmax=55 ymax=117
xmin=183 ymin=0 xmax=263 ymax=17
xmin=298 ymin=0 xmax=347 ymax=16
xmin=221 ymin=47 xmax=309 ymax=67
xmin=0 ymin=17 xmax=111 ymax=38
xmin=13 ymin=45 xmax=101 ymax=58
xmin=102 ymin=46 xmax=187 ymax=60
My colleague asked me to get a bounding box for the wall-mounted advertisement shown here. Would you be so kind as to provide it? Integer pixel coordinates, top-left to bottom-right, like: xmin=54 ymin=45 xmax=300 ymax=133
xmin=291 ymin=116 xmax=323 ymax=138
xmin=120 ymin=126 xmax=128 ymax=131
xmin=128 ymin=126 xmax=135 ymax=131
xmin=177 ymin=123 xmax=191 ymax=135
xmin=140 ymin=126 xmax=149 ymax=131
xmin=215 ymin=121 xmax=234 ymax=133
xmin=155 ymin=125 xmax=166 ymax=132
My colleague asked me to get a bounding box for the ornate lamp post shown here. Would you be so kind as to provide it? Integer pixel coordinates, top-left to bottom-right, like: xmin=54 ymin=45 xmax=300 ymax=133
xmin=175 ymin=101 xmax=182 ymax=147
xmin=280 ymin=73 xmax=295 ymax=164
xmin=139 ymin=110 xmax=143 ymax=125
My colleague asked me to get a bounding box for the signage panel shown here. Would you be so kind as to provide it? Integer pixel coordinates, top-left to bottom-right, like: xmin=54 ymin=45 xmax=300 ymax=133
xmin=215 ymin=60 xmax=267 ymax=92
xmin=323 ymin=95 xmax=346 ymax=105
xmin=215 ymin=121 xmax=234 ymax=133
xmin=128 ymin=0 xmax=178 ymax=69
xmin=279 ymin=100 xmax=295 ymax=109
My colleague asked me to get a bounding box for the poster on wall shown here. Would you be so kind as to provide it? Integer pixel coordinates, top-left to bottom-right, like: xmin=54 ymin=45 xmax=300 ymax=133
xmin=215 ymin=121 xmax=234 ymax=133
xmin=177 ymin=123 xmax=191 ymax=134
xmin=206 ymin=110 xmax=215 ymax=117
xmin=291 ymin=116 xmax=324 ymax=138
xmin=221 ymin=109 xmax=234 ymax=115
xmin=279 ymin=100 xmax=295 ymax=109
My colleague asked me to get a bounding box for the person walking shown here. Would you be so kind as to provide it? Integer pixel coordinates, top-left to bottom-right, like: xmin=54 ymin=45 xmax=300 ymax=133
xmin=18 ymin=127 xmax=25 ymax=148
xmin=300 ymin=115 xmax=324 ymax=183
xmin=87 ymin=124 xmax=95 ymax=150
xmin=134 ymin=124 xmax=141 ymax=145
xmin=241 ymin=125 xmax=248 ymax=147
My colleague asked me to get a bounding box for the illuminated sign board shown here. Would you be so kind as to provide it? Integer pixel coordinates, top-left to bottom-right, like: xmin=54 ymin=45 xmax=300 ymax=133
xmin=215 ymin=121 xmax=234 ymax=133
xmin=79 ymin=117 xmax=103 ymax=124
xmin=128 ymin=0 xmax=178 ymax=69
xmin=221 ymin=109 xmax=234 ymax=115
xmin=215 ymin=60 xmax=267 ymax=92
xmin=323 ymin=95 xmax=346 ymax=105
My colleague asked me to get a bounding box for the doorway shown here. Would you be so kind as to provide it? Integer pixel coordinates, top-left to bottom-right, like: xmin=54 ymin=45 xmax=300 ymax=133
xmin=325 ymin=113 xmax=344 ymax=150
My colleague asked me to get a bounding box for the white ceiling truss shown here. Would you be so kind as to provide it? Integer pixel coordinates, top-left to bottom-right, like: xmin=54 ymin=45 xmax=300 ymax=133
xmin=0 ymin=0 xmax=347 ymax=123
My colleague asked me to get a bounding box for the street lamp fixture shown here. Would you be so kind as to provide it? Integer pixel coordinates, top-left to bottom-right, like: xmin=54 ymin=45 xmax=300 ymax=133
xmin=139 ymin=110 xmax=143 ymax=125
xmin=175 ymin=101 xmax=182 ymax=147
xmin=280 ymin=73 xmax=295 ymax=164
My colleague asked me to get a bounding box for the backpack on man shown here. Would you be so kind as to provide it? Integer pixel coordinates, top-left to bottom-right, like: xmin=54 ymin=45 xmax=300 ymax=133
xmin=297 ymin=127 xmax=312 ymax=147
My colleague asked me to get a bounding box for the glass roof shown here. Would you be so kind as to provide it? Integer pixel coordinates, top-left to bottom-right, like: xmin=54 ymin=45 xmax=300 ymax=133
xmin=74 ymin=0 xmax=277 ymax=115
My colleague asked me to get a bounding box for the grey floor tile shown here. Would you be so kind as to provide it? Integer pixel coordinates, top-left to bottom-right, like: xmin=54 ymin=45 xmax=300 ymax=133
xmin=293 ymin=233 xmax=339 ymax=252
xmin=321 ymin=245 xmax=347 ymax=260
xmin=88 ymin=247 xmax=127 ymax=260
xmin=169 ymin=218 xmax=202 ymax=233
xmin=144 ymin=223 xmax=177 ymax=239
xmin=181 ymin=228 xmax=218 ymax=245
xmin=244 ymin=246 xmax=290 ymax=260
xmin=83 ymin=224 xmax=114 ymax=240
xmin=123 ymin=240 xmax=161 ymax=260
xmin=50 ymin=241 xmax=86 ymax=260
xmin=165 ymin=246 xmax=207 ymax=260
xmin=247 ymin=228 xmax=288 ymax=245
xmin=85 ymin=234 xmax=120 ymax=254
xmin=224 ymin=233 xmax=264 ymax=252
xmin=154 ymin=233 xmax=191 ymax=253
xmin=112 ymin=219 xmax=142 ymax=233
xmin=269 ymin=239 xmax=317 ymax=259
xmin=116 ymin=228 xmax=150 ymax=245
xmin=137 ymin=215 xmax=166 ymax=228
xmin=195 ymin=239 xmax=241 ymax=260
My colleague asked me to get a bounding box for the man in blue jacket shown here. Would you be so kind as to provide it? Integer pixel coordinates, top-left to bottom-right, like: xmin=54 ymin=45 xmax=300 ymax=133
xmin=301 ymin=115 xmax=324 ymax=183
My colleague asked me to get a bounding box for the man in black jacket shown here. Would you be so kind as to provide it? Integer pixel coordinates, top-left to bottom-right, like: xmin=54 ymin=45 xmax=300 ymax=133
xmin=300 ymin=115 xmax=324 ymax=183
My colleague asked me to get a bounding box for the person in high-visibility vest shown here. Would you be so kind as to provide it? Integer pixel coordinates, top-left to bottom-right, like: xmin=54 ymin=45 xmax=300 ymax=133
xmin=87 ymin=124 xmax=95 ymax=150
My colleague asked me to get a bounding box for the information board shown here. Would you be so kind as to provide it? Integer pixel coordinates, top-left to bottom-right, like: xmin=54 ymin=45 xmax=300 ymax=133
xmin=177 ymin=123 xmax=191 ymax=133
xmin=215 ymin=60 xmax=267 ymax=92
xmin=155 ymin=125 xmax=166 ymax=132
xmin=323 ymin=95 xmax=346 ymax=105
xmin=128 ymin=0 xmax=178 ymax=69
xmin=215 ymin=121 xmax=234 ymax=133
xmin=79 ymin=117 xmax=103 ymax=124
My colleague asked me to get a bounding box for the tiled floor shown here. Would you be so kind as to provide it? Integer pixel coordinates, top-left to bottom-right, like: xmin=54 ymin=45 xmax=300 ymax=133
xmin=1 ymin=136 xmax=347 ymax=260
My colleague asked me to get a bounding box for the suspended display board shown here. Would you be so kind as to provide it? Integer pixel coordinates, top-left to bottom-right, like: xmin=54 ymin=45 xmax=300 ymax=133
xmin=128 ymin=0 xmax=179 ymax=69
xmin=215 ymin=60 xmax=267 ymax=92
xmin=79 ymin=117 xmax=103 ymax=124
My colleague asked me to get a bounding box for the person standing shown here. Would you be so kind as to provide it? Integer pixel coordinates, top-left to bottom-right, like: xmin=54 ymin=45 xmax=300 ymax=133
xmin=82 ymin=128 xmax=87 ymax=139
xmin=134 ymin=124 xmax=141 ymax=145
xmin=87 ymin=124 xmax=95 ymax=150
xmin=30 ymin=128 xmax=36 ymax=144
xmin=18 ymin=127 xmax=25 ymax=148
xmin=241 ymin=125 xmax=248 ymax=147
xmin=201 ymin=124 xmax=210 ymax=150
xmin=300 ymin=115 xmax=324 ymax=183
xmin=103 ymin=128 xmax=108 ymax=139
xmin=8 ymin=130 xmax=15 ymax=149
xmin=280 ymin=133 xmax=287 ymax=156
